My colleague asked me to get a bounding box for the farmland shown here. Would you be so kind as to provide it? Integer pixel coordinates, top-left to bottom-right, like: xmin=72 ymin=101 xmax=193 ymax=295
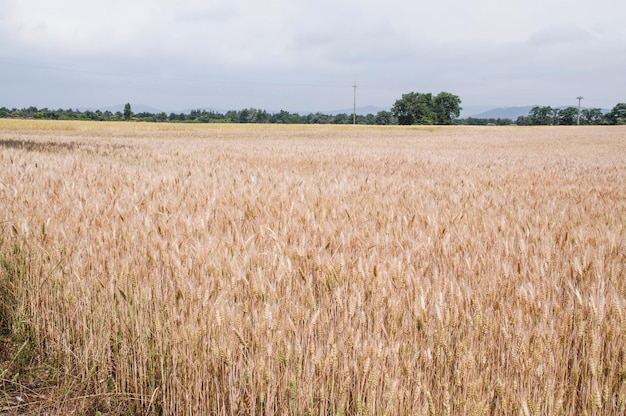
xmin=0 ymin=120 xmax=625 ymax=414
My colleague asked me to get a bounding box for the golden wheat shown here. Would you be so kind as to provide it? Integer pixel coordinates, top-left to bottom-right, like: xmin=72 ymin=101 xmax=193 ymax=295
xmin=0 ymin=120 xmax=624 ymax=414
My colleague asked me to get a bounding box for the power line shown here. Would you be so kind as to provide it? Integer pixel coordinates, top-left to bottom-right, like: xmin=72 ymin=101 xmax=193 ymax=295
xmin=353 ymin=82 xmax=357 ymax=125
xmin=577 ymin=96 xmax=584 ymax=125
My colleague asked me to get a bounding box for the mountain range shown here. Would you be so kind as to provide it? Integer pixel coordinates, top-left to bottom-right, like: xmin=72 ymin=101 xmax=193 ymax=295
xmin=467 ymin=106 xmax=534 ymax=120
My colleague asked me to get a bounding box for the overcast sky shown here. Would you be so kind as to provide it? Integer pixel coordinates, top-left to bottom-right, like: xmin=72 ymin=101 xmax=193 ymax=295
xmin=1 ymin=0 xmax=625 ymax=114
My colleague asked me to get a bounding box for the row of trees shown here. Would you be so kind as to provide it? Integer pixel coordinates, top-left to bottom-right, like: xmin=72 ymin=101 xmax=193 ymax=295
xmin=0 ymin=105 xmax=388 ymax=125
xmin=2 ymin=99 xmax=625 ymax=126
xmin=0 ymin=92 xmax=460 ymax=126
xmin=515 ymin=104 xmax=626 ymax=126
xmin=456 ymin=104 xmax=626 ymax=126
xmin=0 ymin=93 xmax=461 ymax=126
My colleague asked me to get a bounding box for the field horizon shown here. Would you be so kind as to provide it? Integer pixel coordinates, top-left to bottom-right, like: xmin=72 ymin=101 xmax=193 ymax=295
xmin=1 ymin=120 xmax=625 ymax=414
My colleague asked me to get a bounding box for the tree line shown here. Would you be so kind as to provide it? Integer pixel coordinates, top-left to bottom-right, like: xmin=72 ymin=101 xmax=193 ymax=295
xmin=457 ymin=103 xmax=626 ymax=126
xmin=514 ymin=104 xmax=626 ymax=126
xmin=0 ymin=92 xmax=461 ymax=125
xmin=0 ymin=105 xmax=387 ymax=125
xmin=2 ymin=98 xmax=625 ymax=125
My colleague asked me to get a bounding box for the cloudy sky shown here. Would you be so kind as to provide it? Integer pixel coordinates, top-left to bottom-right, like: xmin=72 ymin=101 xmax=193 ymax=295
xmin=1 ymin=0 xmax=625 ymax=114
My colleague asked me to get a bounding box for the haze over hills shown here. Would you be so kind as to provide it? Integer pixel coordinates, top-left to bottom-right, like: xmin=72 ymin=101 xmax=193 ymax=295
xmin=468 ymin=106 xmax=534 ymax=120
xmin=467 ymin=106 xmax=611 ymax=119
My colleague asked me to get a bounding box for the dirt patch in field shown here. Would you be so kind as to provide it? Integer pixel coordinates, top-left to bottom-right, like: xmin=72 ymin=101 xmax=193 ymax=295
xmin=0 ymin=139 xmax=80 ymax=152
xmin=0 ymin=139 xmax=130 ymax=156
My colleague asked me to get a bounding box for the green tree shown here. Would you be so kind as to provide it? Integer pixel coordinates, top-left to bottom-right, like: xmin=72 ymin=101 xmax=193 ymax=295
xmin=254 ymin=109 xmax=270 ymax=123
xmin=238 ymin=109 xmax=251 ymax=123
xmin=606 ymin=103 xmax=626 ymax=125
xmin=375 ymin=110 xmax=394 ymax=125
xmin=433 ymin=92 xmax=462 ymax=124
xmin=224 ymin=110 xmax=238 ymax=122
xmin=306 ymin=112 xmax=331 ymax=124
xmin=557 ymin=107 xmax=578 ymax=125
xmin=270 ymin=110 xmax=293 ymax=124
xmin=123 ymin=103 xmax=132 ymax=121
xmin=391 ymin=92 xmax=436 ymax=125
xmin=333 ymin=113 xmax=350 ymax=124
xmin=580 ymin=108 xmax=605 ymax=125
xmin=362 ymin=113 xmax=376 ymax=125
xmin=528 ymin=106 xmax=554 ymax=125
xmin=391 ymin=91 xmax=461 ymax=125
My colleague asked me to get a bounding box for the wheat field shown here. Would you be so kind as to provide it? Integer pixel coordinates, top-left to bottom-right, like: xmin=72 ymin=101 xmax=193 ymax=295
xmin=0 ymin=120 xmax=625 ymax=415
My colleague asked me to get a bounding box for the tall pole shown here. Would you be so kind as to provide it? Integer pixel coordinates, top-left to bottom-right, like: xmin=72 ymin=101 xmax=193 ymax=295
xmin=353 ymin=83 xmax=358 ymax=125
xmin=577 ymin=96 xmax=584 ymax=125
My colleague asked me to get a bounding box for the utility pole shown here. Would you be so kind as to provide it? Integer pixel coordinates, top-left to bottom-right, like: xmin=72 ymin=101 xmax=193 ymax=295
xmin=353 ymin=83 xmax=358 ymax=125
xmin=577 ymin=96 xmax=584 ymax=125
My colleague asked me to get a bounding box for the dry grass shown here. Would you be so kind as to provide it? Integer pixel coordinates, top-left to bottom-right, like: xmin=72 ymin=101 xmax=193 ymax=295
xmin=0 ymin=119 xmax=625 ymax=414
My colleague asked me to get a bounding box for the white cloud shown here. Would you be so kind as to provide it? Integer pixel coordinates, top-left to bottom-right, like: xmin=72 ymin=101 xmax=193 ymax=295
xmin=527 ymin=25 xmax=594 ymax=47
xmin=1 ymin=0 xmax=625 ymax=111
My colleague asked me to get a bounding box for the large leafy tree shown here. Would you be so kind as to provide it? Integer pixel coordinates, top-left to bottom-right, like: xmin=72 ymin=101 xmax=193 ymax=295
xmin=391 ymin=91 xmax=461 ymax=125
xmin=433 ymin=92 xmax=462 ymax=124
xmin=374 ymin=110 xmax=394 ymax=125
xmin=528 ymin=106 xmax=554 ymax=125
xmin=606 ymin=103 xmax=626 ymax=125
xmin=391 ymin=92 xmax=433 ymax=125
xmin=557 ymin=107 xmax=578 ymax=125
xmin=580 ymin=108 xmax=605 ymax=125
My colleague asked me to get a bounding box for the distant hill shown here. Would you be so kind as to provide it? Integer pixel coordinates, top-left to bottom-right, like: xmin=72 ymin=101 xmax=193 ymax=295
xmin=467 ymin=105 xmax=610 ymax=120
xmin=469 ymin=106 xmax=534 ymax=120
